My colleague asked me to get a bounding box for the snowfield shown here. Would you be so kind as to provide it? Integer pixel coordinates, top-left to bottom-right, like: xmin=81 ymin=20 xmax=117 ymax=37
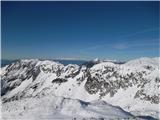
xmin=1 ymin=57 xmax=160 ymax=120
xmin=2 ymin=95 xmax=135 ymax=120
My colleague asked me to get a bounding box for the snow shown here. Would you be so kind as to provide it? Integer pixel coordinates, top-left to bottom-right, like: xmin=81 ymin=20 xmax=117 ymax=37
xmin=125 ymin=57 xmax=159 ymax=68
xmin=5 ymin=77 xmax=33 ymax=99
xmin=0 ymin=65 xmax=9 ymax=76
xmin=2 ymin=95 xmax=134 ymax=120
xmin=99 ymin=84 xmax=159 ymax=119
xmin=1 ymin=57 xmax=159 ymax=119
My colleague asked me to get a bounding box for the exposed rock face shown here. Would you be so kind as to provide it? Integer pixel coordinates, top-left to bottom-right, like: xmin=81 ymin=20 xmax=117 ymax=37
xmin=85 ymin=75 xmax=100 ymax=94
xmin=0 ymin=57 xmax=159 ymax=118
xmin=52 ymin=78 xmax=68 ymax=84
xmin=84 ymin=59 xmax=160 ymax=104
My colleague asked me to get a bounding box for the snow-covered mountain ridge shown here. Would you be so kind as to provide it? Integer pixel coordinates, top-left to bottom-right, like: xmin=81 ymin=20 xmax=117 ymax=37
xmin=1 ymin=57 xmax=160 ymax=119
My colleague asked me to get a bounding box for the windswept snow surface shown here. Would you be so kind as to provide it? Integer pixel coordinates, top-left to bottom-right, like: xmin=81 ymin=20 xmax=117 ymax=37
xmin=2 ymin=95 xmax=134 ymax=120
xmin=1 ymin=57 xmax=160 ymax=119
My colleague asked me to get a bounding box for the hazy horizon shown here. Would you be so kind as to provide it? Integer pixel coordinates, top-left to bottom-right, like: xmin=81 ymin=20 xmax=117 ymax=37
xmin=1 ymin=56 xmax=159 ymax=62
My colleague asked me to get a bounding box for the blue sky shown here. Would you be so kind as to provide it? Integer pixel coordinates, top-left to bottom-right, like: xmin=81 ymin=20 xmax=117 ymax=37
xmin=1 ymin=1 xmax=159 ymax=60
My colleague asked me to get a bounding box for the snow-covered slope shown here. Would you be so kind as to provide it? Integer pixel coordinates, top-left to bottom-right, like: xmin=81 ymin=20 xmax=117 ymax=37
xmin=1 ymin=57 xmax=159 ymax=119
xmin=2 ymin=95 xmax=134 ymax=120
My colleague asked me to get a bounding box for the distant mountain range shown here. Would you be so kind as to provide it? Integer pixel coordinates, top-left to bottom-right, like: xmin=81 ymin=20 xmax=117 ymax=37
xmin=1 ymin=57 xmax=159 ymax=120
xmin=1 ymin=59 xmax=87 ymax=67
